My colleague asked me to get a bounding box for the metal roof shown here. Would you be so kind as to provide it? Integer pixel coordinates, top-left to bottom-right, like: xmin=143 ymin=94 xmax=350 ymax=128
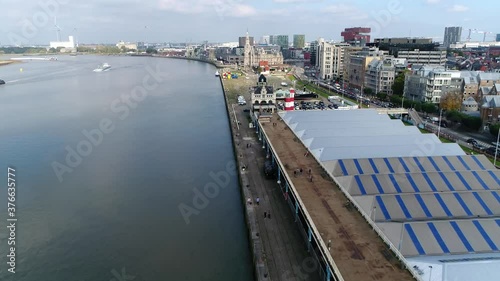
xmin=278 ymin=109 xmax=500 ymax=260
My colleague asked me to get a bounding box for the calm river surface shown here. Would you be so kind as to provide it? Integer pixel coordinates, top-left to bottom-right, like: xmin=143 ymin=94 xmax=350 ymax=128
xmin=0 ymin=55 xmax=253 ymax=281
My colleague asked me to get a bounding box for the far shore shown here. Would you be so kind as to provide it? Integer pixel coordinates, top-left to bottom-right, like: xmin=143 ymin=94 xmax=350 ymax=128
xmin=0 ymin=60 xmax=18 ymax=67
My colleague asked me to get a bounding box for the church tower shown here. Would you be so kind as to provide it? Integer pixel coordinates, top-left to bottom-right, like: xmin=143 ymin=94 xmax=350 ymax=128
xmin=244 ymin=30 xmax=252 ymax=67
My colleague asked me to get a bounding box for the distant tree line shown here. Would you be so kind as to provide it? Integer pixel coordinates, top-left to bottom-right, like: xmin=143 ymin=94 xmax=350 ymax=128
xmin=0 ymin=47 xmax=48 ymax=54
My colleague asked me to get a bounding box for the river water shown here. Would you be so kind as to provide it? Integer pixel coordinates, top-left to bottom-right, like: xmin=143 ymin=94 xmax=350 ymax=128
xmin=0 ymin=55 xmax=253 ymax=281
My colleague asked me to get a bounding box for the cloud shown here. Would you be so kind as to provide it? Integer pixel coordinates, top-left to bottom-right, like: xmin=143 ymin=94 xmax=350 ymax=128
xmin=425 ymin=0 xmax=440 ymax=3
xmin=273 ymin=0 xmax=323 ymax=4
xmin=322 ymin=4 xmax=368 ymax=20
xmin=448 ymin=4 xmax=469 ymax=12
xmin=157 ymin=0 xmax=256 ymax=17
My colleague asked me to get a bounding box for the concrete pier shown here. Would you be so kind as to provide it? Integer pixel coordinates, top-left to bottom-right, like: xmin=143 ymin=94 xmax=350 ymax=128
xmin=220 ymin=73 xmax=321 ymax=281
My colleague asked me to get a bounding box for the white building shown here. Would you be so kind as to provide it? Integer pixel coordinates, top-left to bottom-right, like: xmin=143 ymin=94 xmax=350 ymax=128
xmin=450 ymin=41 xmax=500 ymax=49
xmin=398 ymin=49 xmax=447 ymax=66
xmin=404 ymin=65 xmax=461 ymax=103
xmin=116 ymin=41 xmax=137 ymax=50
xmin=316 ymin=38 xmax=350 ymax=80
xmin=50 ymin=36 xmax=75 ymax=49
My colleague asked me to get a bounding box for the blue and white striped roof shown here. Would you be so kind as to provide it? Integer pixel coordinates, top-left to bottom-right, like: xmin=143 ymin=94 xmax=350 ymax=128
xmin=279 ymin=110 xmax=500 ymax=258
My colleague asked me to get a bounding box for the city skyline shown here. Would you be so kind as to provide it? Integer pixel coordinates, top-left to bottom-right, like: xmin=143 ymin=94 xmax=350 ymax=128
xmin=1 ymin=0 xmax=499 ymax=46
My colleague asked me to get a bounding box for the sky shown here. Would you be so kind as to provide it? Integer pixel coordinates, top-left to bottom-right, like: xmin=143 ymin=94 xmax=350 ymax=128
xmin=0 ymin=0 xmax=498 ymax=46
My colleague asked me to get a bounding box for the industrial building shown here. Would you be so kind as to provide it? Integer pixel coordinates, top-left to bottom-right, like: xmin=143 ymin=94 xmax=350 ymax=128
xmin=50 ymin=36 xmax=76 ymax=50
xmin=259 ymin=109 xmax=500 ymax=281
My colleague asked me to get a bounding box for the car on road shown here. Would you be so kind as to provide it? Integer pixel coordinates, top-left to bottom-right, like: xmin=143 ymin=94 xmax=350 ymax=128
xmin=485 ymin=146 xmax=498 ymax=156
xmin=472 ymin=142 xmax=485 ymax=150
xmin=466 ymin=138 xmax=478 ymax=145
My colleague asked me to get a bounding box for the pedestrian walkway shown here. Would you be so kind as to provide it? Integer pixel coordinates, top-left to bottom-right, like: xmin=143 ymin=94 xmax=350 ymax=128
xmin=231 ymin=104 xmax=320 ymax=280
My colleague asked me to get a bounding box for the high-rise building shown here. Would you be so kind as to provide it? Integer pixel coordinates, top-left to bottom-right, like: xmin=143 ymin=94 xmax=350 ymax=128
xmin=316 ymin=39 xmax=350 ymax=80
xmin=239 ymin=36 xmax=254 ymax=47
xmin=496 ymin=34 xmax=500 ymax=42
xmin=443 ymin=27 xmax=462 ymax=48
xmin=309 ymin=40 xmax=318 ymax=66
xmin=269 ymin=35 xmax=277 ymax=45
xmin=276 ymin=35 xmax=289 ymax=50
xmin=260 ymin=35 xmax=270 ymax=45
xmin=293 ymin=34 xmax=305 ymax=49
xmin=341 ymin=27 xmax=371 ymax=44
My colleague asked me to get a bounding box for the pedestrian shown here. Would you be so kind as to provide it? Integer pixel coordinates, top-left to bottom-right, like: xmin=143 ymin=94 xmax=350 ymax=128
xmin=299 ymin=168 xmax=303 ymax=174
xmin=308 ymin=168 xmax=312 ymax=175
xmin=268 ymin=212 xmax=271 ymax=219
xmin=256 ymin=197 xmax=260 ymax=205
xmin=264 ymin=211 xmax=267 ymax=218
xmin=247 ymin=198 xmax=252 ymax=204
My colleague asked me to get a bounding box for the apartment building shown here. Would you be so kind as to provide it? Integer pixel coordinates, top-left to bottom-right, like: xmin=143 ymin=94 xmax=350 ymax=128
xmin=365 ymin=58 xmax=396 ymax=95
xmin=404 ymin=65 xmax=461 ymax=103
xmin=347 ymin=47 xmax=388 ymax=90
xmin=398 ymin=49 xmax=447 ymax=65
xmin=316 ymin=39 xmax=350 ymax=80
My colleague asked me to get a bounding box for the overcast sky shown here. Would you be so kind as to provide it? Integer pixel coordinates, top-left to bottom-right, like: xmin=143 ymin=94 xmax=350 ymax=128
xmin=0 ymin=0 xmax=497 ymax=46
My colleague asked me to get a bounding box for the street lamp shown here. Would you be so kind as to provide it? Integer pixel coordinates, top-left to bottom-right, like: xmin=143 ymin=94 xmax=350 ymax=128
xmin=437 ymin=109 xmax=443 ymax=138
xmin=495 ymin=126 xmax=500 ymax=167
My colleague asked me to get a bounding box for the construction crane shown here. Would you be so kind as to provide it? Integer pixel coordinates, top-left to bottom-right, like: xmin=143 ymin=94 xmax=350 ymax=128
xmin=468 ymin=29 xmax=493 ymax=42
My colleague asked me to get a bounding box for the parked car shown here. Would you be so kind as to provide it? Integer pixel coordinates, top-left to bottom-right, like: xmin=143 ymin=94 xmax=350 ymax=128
xmin=484 ymin=146 xmax=497 ymax=156
xmin=472 ymin=142 xmax=485 ymax=150
xmin=466 ymin=138 xmax=478 ymax=145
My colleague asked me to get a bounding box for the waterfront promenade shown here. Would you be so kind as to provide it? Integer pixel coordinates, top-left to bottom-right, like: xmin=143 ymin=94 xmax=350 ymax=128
xmin=221 ymin=72 xmax=321 ymax=281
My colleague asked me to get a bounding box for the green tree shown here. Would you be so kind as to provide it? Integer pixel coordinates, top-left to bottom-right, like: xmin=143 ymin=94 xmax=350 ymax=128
xmin=363 ymin=87 xmax=373 ymax=95
xmin=376 ymin=92 xmax=387 ymax=101
xmin=391 ymin=70 xmax=408 ymax=96
xmin=489 ymin=124 xmax=500 ymax=136
xmin=422 ymin=103 xmax=437 ymax=114
xmin=146 ymin=48 xmax=157 ymax=54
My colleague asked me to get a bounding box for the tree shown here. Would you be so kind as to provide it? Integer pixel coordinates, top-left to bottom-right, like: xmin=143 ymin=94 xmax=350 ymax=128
xmin=490 ymin=124 xmax=500 ymax=137
xmin=440 ymin=91 xmax=462 ymax=111
xmin=376 ymin=92 xmax=387 ymax=101
xmin=363 ymin=87 xmax=373 ymax=95
xmin=391 ymin=70 xmax=408 ymax=96
xmin=422 ymin=103 xmax=437 ymax=114
xmin=146 ymin=48 xmax=157 ymax=54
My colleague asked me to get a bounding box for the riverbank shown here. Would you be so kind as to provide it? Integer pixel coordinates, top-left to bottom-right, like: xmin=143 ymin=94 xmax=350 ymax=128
xmin=153 ymin=55 xmax=225 ymax=68
xmin=0 ymin=60 xmax=16 ymax=67
xmin=219 ymin=71 xmax=268 ymax=280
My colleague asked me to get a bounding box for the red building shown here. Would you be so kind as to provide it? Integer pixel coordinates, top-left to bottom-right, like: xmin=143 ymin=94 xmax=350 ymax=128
xmin=341 ymin=27 xmax=371 ymax=43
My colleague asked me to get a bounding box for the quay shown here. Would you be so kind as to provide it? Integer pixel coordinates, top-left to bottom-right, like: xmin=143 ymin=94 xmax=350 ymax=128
xmin=220 ymin=71 xmax=321 ymax=280
xmin=219 ymin=67 xmax=418 ymax=281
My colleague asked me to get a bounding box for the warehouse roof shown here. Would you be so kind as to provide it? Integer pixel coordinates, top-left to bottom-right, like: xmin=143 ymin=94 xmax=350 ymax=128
xmin=279 ymin=109 xmax=500 ymax=260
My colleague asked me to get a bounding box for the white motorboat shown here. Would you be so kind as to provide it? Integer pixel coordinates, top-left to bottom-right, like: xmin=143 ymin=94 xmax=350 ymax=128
xmin=93 ymin=63 xmax=111 ymax=72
